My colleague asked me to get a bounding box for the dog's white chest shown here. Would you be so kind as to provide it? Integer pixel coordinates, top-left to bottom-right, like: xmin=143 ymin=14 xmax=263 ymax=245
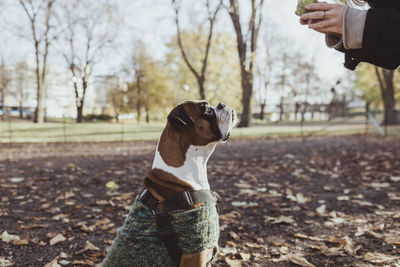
xmin=152 ymin=144 xmax=216 ymax=190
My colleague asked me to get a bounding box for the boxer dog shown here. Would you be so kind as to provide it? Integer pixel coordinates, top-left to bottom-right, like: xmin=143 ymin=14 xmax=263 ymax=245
xmin=101 ymin=100 xmax=237 ymax=267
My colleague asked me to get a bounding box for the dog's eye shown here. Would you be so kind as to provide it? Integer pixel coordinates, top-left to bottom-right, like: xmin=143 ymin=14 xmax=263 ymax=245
xmin=205 ymin=107 xmax=213 ymax=115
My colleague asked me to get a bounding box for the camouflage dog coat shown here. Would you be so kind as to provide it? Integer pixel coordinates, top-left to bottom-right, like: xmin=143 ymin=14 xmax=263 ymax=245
xmin=100 ymin=197 xmax=219 ymax=266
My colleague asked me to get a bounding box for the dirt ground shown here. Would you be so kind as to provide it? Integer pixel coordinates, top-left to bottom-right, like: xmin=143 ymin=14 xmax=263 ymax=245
xmin=1 ymin=136 xmax=400 ymax=267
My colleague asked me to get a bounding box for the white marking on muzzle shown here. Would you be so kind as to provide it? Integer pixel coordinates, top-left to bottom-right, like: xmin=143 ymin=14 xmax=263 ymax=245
xmin=214 ymin=107 xmax=237 ymax=141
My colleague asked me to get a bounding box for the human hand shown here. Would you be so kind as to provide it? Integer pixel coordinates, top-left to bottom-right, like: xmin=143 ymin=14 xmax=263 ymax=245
xmin=299 ymin=2 xmax=345 ymax=36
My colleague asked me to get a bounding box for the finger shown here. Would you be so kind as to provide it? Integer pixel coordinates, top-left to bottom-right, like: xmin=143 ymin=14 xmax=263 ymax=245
xmin=299 ymin=18 xmax=308 ymax=25
xmin=308 ymin=20 xmax=331 ymax=30
xmin=300 ymin=11 xmax=325 ymax=21
xmin=310 ymin=19 xmax=323 ymax=24
xmin=306 ymin=3 xmax=335 ymax=11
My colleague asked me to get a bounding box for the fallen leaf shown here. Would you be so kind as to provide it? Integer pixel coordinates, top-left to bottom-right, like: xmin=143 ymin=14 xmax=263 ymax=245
xmin=310 ymin=244 xmax=342 ymax=257
xmin=1 ymin=231 xmax=20 ymax=243
xmin=59 ymin=252 xmax=68 ymax=258
xmin=72 ymin=259 xmax=96 ymax=266
xmin=76 ymin=240 xmax=100 ymax=254
xmin=295 ymin=193 xmax=309 ymax=204
xmin=287 ymin=192 xmax=310 ymax=204
xmin=50 ymin=234 xmax=66 ymax=246
xmin=95 ymin=218 xmax=111 ymax=226
xmin=279 ymin=246 xmax=289 ymax=254
xmin=225 ymin=258 xmax=241 ymax=267
xmin=9 ymin=177 xmax=24 ymax=183
xmin=239 ymin=252 xmax=251 ymax=261
xmin=364 ymin=252 xmax=399 ymax=263
xmin=0 ymin=257 xmax=13 ymax=267
xmin=294 ymin=233 xmax=326 ymax=242
xmin=106 ymin=181 xmax=118 ymax=189
xmin=12 ymin=238 xmax=29 ymax=246
xmin=44 ymin=256 xmax=60 ymax=267
xmin=272 ymin=253 xmax=315 ymax=267
xmin=370 ymin=182 xmax=390 ymax=189
xmin=343 ymin=236 xmax=355 ymax=255
xmin=316 ymin=204 xmax=326 ymax=215
xmin=229 ymin=231 xmax=239 ymax=240
xmin=289 ymin=255 xmax=316 ymax=267
xmin=40 ymin=202 xmax=52 ymax=209
xmin=271 ymin=216 xmax=295 ymax=224
xmin=390 ymin=176 xmax=400 ymax=182
xmin=96 ymin=200 xmax=109 ymax=205
xmin=231 ymin=201 xmax=247 ymax=207
xmin=384 ymin=236 xmax=400 ymax=245
xmin=58 ymin=260 xmax=70 ymax=266
xmin=330 ymin=217 xmax=346 ymax=224
xmin=219 ymin=246 xmax=238 ymax=256
xmin=238 ymin=189 xmax=257 ymax=195
xmin=234 ymin=182 xmax=252 ymax=189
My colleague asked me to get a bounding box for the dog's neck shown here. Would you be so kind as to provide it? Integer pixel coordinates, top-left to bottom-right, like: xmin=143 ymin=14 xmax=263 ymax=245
xmin=151 ymin=126 xmax=217 ymax=191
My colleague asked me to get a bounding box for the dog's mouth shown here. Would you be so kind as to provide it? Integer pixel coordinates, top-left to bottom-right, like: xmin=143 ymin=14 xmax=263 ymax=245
xmin=215 ymin=106 xmax=237 ymax=142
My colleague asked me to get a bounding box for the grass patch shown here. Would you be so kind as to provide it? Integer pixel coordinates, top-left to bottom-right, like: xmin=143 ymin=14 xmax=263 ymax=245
xmin=0 ymin=119 xmax=398 ymax=143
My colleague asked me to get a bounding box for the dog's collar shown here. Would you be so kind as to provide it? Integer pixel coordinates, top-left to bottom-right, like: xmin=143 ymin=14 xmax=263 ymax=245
xmin=139 ymin=188 xmax=221 ymax=212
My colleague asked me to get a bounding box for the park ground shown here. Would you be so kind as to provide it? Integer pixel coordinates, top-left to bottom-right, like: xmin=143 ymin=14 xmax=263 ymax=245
xmin=1 ymin=135 xmax=400 ymax=266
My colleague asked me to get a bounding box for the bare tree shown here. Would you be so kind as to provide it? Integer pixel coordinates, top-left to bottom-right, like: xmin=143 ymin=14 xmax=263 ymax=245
xmin=0 ymin=57 xmax=11 ymax=119
xmin=228 ymin=0 xmax=264 ymax=127
xmin=172 ymin=0 xmax=222 ymax=99
xmin=276 ymin=50 xmax=292 ymax=122
xmin=19 ymin=0 xmax=57 ymax=123
xmin=12 ymin=62 xmax=32 ymax=118
xmin=299 ymin=60 xmax=318 ymax=125
xmin=57 ymin=0 xmax=118 ymax=123
xmin=131 ymin=45 xmax=145 ymax=123
xmin=256 ymin=22 xmax=279 ymax=121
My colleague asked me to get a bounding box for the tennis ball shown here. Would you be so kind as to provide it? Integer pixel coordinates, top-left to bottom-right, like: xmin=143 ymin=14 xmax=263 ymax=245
xmin=296 ymin=0 xmax=318 ymax=16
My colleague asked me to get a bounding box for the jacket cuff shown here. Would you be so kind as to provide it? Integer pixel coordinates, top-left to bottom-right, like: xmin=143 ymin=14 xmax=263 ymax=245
xmin=325 ymin=34 xmax=343 ymax=49
xmin=343 ymin=6 xmax=368 ymax=50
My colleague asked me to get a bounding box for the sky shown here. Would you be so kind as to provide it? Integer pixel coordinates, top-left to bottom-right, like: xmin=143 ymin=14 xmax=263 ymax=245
xmin=117 ymin=0 xmax=351 ymax=83
xmin=1 ymin=0 xmax=352 ymax=88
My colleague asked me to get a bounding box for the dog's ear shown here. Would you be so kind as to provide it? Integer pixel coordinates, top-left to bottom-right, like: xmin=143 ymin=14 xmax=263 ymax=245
xmin=167 ymin=104 xmax=195 ymax=130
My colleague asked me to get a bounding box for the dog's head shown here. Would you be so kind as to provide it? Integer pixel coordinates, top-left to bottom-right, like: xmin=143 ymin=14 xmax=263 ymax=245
xmin=167 ymin=100 xmax=237 ymax=146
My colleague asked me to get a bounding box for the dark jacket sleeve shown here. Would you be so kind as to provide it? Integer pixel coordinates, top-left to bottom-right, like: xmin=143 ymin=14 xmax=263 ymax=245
xmin=343 ymin=8 xmax=400 ymax=70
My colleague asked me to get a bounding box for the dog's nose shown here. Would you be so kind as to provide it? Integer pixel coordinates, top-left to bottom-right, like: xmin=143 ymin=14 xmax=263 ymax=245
xmin=216 ymin=103 xmax=226 ymax=110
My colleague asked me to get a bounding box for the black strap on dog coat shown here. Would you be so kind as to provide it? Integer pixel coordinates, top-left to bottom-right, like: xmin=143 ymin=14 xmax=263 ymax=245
xmin=138 ymin=189 xmax=220 ymax=266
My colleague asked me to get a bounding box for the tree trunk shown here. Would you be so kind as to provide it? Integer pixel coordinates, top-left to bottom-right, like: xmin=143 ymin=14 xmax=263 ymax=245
xmin=136 ymin=106 xmax=141 ymax=123
xmin=75 ymin=76 xmax=88 ymax=124
xmin=145 ymin=106 xmax=150 ymax=123
xmin=197 ymin=77 xmax=206 ymax=100
xmin=279 ymin=97 xmax=284 ymax=122
xmin=375 ymin=67 xmax=398 ymax=125
xmin=294 ymin=102 xmax=300 ymax=121
xmin=19 ymin=101 xmax=23 ymax=118
xmin=260 ymin=102 xmax=266 ymax=121
xmin=76 ymin=104 xmax=83 ymax=123
xmin=228 ymin=0 xmax=264 ymax=127
xmin=34 ymin=42 xmax=45 ymax=123
xmin=0 ymin=81 xmax=4 ymax=120
xmin=239 ymin=73 xmax=253 ymax=127
xmin=301 ymin=104 xmax=308 ymax=123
